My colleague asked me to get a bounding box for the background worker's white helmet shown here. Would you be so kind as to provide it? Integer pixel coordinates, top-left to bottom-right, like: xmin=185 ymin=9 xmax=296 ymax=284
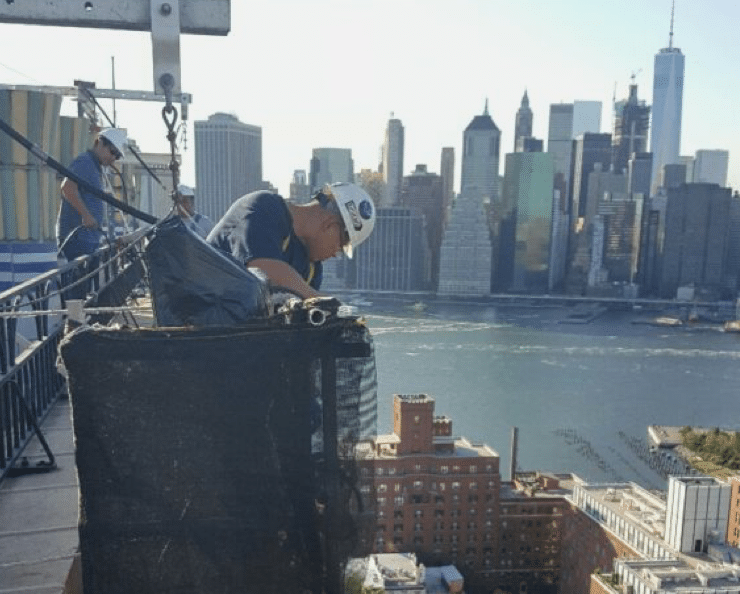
xmin=99 ymin=128 xmax=128 ymax=157
xmin=177 ymin=184 xmax=195 ymax=197
xmin=326 ymin=182 xmax=375 ymax=258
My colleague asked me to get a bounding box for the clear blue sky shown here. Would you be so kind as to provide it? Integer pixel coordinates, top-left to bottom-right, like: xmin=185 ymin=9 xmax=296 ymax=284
xmin=0 ymin=0 xmax=738 ymax=195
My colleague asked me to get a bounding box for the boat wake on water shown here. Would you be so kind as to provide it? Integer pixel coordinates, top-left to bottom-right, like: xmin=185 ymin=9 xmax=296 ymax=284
xmin=366 ymin=314 xmax=504 ymax=335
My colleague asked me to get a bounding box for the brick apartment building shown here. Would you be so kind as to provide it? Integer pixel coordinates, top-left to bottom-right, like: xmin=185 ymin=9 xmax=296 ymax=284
xmin=362 ymin=394 xmax=500 ymax=590
xmin=559 ymin=493 xmax=639 ymax=593
xmin=361 ymin=395 xmax=572 ymax=593
xmin=486 ymin=472 xmax=638 ymax=594
xmin=496 ymin=475 xmax=567 ymax=593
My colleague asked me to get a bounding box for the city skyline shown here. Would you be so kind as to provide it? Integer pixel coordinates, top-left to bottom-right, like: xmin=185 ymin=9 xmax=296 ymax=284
xmin=0 ymin=1 xmax=738 ymax=195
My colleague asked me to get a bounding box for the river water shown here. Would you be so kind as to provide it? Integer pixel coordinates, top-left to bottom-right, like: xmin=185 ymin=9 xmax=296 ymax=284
xmin=362 ymin=300 xmax=740 ymax=490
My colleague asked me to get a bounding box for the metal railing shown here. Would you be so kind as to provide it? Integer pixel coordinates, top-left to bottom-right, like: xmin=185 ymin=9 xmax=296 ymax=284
xmin=0 ymin=237 xmax=147 ymax=482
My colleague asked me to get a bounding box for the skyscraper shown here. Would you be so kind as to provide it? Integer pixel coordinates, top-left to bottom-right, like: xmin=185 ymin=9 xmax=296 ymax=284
xmin=496 ymin=152 xmax=555 ymax=293
xmin=194 ymin=112 xmax=262 ymax=221
xmin=569 ymin=162 xmax=628 ymax=292
xmin=627 ymin=152 xmax=653 ymax=197
xmin=289 ymin=170 xmax=311 ymax=203
xmin=516 ymin=137 xmax=544 ymax=153
xmin=309 ymin=148 xmax=354 ymax=191
xmin=547 ymin=103 xmax=575 ymax=200
xmin=513 ymin=90 xmax=533 ymax=151
xmin=400 ymin=164 xmax=444 ymax=289
xmin=547 ymin=101 xmax=601 ymax=203
xmin=636 ymin=193 xmax=667 ymax=297
xmin=549 ymin=189 xmax=570 ymax=293
xmin=569 ymin=133 xmax=613 ymax=220
xmin=569 ymin=163 xmax=627 ymax=287
xmin=679 ymin=155 xmax=695 ymax=182
xmin=693 ymin=150 xmax=730 ymax=186
xmin=660 ymin=183 xmax=732 ymax=298
xmin=649 ymin=4 xmax=685 ymax=194
xmin=583 ymin=164 xmax=627 ymax=227
xmin=571 ymin=101 xmax=602 ymax=138
xmin=662 ymin=163 xmax=687 ymax=190
xmin=437 ymin=188 xmax=492 ymax=296
xmin=725 ymin=195 xmax=740 ymax=291
xmin=440 ymin=147 xmax=455 ymax=220
xmin=460 ymin=100 xmax=501 ymax=202
xmin=588 ymin=194 xmax=643 ymax=288
xmin=381 ymin=116 xmax=404 ymax=206
xmin=611 ymin=82 xmax=650 ymax=173
xmin=565 ymin=134 xmax=613 ymax=293
xmin=354 ymin=207 xmax=427 ymax=291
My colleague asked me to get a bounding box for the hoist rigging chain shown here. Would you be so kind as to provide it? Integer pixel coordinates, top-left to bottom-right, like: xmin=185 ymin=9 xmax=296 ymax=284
xmin=159 ymin=73 xmax=181 ymax=195
xmin=0 ymin=116 xmax=158 ymax=224
xmin=162 ymin=104 xmax=180 ymax=192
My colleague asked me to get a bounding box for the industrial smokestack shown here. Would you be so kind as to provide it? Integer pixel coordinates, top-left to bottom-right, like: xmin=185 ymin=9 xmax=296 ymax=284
xmin=510 ymin=426 xmax=518 ymax=482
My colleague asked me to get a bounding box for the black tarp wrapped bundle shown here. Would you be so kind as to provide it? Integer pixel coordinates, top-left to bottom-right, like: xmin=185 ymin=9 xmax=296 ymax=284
xmin=143 ymin=217 xmax=270 ymax=326
xmin=60 ymin=316 xmax=377 ymax=594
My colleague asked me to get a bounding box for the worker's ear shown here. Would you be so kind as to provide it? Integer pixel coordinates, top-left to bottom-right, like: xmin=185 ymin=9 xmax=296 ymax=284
xmin=320 ymin=210 xmax=338 ymax=230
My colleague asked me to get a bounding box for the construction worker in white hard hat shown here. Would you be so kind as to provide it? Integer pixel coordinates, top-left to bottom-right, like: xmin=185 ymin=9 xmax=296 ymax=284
xmin=208 ymin=182 xmax=376 ymax=299
xmin=175 ymin=184 xmax=214 ymax=239
xmin=56 ymin=127 xmax=128 ymax=262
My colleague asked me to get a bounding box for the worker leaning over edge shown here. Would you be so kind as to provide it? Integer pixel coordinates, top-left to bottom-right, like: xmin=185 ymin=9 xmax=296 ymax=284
xmin=207 ymin=182 xmax=375 ymax=299
xmin=56 ymin=128 xmax=127 ymax=261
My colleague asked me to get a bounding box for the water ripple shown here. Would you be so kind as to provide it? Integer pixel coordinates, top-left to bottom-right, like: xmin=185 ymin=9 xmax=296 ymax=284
xmin=381 ymin=340 xmax=740 ymax=360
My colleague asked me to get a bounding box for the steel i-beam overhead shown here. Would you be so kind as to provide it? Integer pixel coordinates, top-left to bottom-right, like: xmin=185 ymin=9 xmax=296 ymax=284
xmin=0 ymin=0 xmax=230 ymax=96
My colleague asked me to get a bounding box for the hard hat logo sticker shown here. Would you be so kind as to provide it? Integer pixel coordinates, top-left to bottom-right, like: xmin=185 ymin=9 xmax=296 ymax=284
xmin=359 ymin=200 xmax=373 ymax=220
xmin=345 ymin=200 xmax=363 ymax=231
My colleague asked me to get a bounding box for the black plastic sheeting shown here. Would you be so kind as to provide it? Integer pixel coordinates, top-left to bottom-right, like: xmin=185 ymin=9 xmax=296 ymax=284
xmin=60 ymin=317 xmax=377 ymax=594
xmin=144 ymin=217 xmax=270 ymax=327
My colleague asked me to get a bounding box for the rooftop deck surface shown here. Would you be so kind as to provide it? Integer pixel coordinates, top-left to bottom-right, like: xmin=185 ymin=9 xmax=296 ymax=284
xmin=0 ymin=396 xmax=80 ymax=594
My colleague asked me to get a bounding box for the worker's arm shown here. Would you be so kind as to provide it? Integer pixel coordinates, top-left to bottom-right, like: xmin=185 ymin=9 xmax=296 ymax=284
xmin=61 ymin=178 xmax=97 ymax=228
xmin=249 ymin=258 xmax=322 ymax=299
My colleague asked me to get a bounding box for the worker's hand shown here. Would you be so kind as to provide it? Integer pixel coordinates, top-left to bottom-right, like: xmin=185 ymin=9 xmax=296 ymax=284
xmin=304 ymin=296 xmax=342 ymax=312
xmin=81 ymin=212 xmax=98 ymax=229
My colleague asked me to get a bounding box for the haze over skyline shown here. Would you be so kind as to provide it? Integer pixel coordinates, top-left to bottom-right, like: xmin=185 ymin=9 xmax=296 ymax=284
xmin=0 ymin=0 xmax=738 ymax=196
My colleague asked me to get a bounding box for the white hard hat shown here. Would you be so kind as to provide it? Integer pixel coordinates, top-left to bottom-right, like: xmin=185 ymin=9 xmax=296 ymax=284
xmin=99 ymin=128 xmax=128 ymax=157
xmin=177 ymin=184 xmax=195 ymax=197
xmin=325 ymin=182 xmax=375 ymax=258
